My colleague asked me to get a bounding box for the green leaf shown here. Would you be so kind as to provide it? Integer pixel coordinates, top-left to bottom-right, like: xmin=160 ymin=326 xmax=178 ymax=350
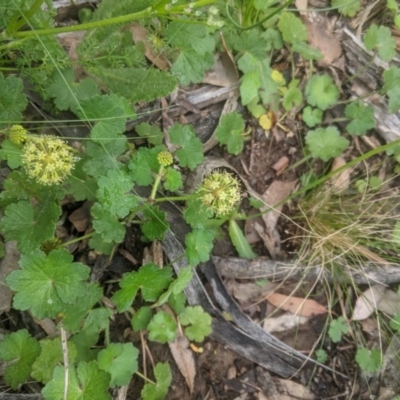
xmin=387 ymin=86 xmax=400 ymax=114
xmin=382 ymin=66 xmax=400 ymax=93
xmin=179 ymin=306 xmax=212 ymax=342
xmin=389 ymin=313 xmax=400 ymax=333
xmin=65 ymin=158 xmax=98 ymax=202
xmin=215 ymin=112 xmax=245 ymax=155
xmin=229 ymin=219 xmax=257 ymax=259
xmin=91 ymin=203 xmax=126 ymax=243
xmin=31 ymin=338 xmax=77 ymax=384
xmin=237 ymin=52 xmax=261 ymax=74
xmin=0 ymin=198 xmax=61 ymax=253
xmin=70 ymin=331 xmax=99 ymax=364
xmin=47 ymin=68 xmax=101 ymax=114
xmin=142 ymin=206 xmax=169 ymax=241
xmin=302 ymin=106 xmax=323 ymax=128
xmin=364 ymin=24 xmax=396 ymax=62
xmin=331 ymin=0 xmax=361 ymax=17
xmin=83 ymin=308 xmax=113 ymax=336
xmin=305 ymin=74 xmax=340 ymax=111
xmin=163 ymin=167 xmax=183 ymax=191
xmin=96 ymin=169 xmax=137 ymax=218
xmin=93 ymin=68 xmax=177 ymax=103
xmin=291 ymin=42 xmax=323 ymax=60
xmin=156 ymin=267 xmax=193 ymax=307
xmin=277 ymin=12 xmax=308 ymax=45
xmin=0 ymin=139 xmax=23 ymax=169
xmin=316 ymin=349 xmax=328 ymax=364
xmin=240 ymin=70 xmax=260 ymax=106
xmin=166 ymin=23 xmax=215 ymax=85
xmin=305 ymin=127 xmax=349 ymax=161
xmin=61 ymin=283 xmax=104 ymax=334
xmin=231 ymin=29 xmax=273 ymax=59
xmin=184 ymin=198 xmax=214 ymax=229
xmin=78 ymin=94 xmax=133 ymax=142
xmin=42 ymin=361 xmax=111 ymax=400
xmin=112 ymin=263 xmax=173 ymax=312
xmin=83 ymin=140 xmax=126 ymax=180
xmin=148 ymin=311 xmax=177 ymax=344
xmin=97 ymin=343 xmax=139 ymax=388
xmin=88 ymin=232 xmax=116 ymax=255
xmin=6 ymin=249 xmax=90 ymax=320
xmin=141 ymin=362 xmax=172 ymax=400
xmin=261 ymin=28 xmax=283 ymax=51
xmin=171 ymin=50 xmax=215 ymax=85
xmin=0 ymin=72 xmax=28 ymax=129
xmin=355 ymin=348 xmax=383 ymax=372
xmin=345 ymin=101 xmax=375 ymax=135
xmin=168 ymin=292 xmax=186 ymax=315
xmin=169 ymin=124 xmax=204 ymax=170
xmin=131 ymin=306 xmax=153 ymax=332
xmin=0 ymin=330 xmax=41 ymax=389
xmin=136 ymin=122 xmax=164 ymax=145
xmin=283 ymin=80 xmax=303 ymax=111
xmin=328 ymin=317 xmax=349 ymax=343
xmin=185 ymin=229 xmax=214 ymax=266
xmin=237 ymin=57 xmax=279 ymax=110
xmin=128 ymin=146 xmax=160 ymax=186
xmin=392 ymin=221 xmax=400 ymax=246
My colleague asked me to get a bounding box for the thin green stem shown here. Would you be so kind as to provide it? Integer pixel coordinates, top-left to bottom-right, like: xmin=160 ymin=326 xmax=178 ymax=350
xmin=135 ymin=371 xmax=156 ymax=385
xmin=153 ymin=194 xmax=197 ymax=203
xmin=226 ymin=0 xmax=293 ymax=30
xmin=62 ymin=232 xmax=93 ymax=247
xmin=289 ymin=154 xmax=312 ymax=170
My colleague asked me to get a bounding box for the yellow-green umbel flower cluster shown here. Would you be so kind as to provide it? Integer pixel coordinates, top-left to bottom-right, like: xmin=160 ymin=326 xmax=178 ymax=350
xmin=9 ymin=124 xmax=27 ymax=144
xmin=22 ymin=136 xmax=75 ymax=186
xmin=197 ymin=170 xmax=241 ymax=216
xmin=157 ymin=151 xmax=173 ymax=167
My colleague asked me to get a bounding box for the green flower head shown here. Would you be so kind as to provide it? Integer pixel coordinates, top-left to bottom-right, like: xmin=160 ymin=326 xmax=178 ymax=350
xmin=22 ymin=136 xmax=75 ymax=185
xmin=197 ymin=170 xmax=241 ymax=216
xmin=9 ymin=124 xmax=27 ymax=144
xmin=157 ymin=151 xmax=173 ymax=167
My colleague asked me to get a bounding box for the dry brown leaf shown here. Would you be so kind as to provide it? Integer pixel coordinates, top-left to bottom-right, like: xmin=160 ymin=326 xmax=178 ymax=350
xmin=130 ymin=23 xmax=169 ymax=71
xmin=276 ymin=378 xmax=316 ymax=400
xmin=263 ymin=313 xmax=309 ymax=333
xmin=203 ymin=52 xmax=239 ymax=87
xmin=304 ymin=18 xmax=342 ymax=66
xmin=271 ymin=156 xmax=289 ymax=176
xmin=227 ymin=281 xmax=275 ymax=304
xmin=330 ymin=156 xmax=351 ymax=191
xmin=261 ymin=180 xmax=297 ymax=231
xmin=0 ymin=241 xmax=20 ymax=313
xmin=376 ymin=289 xmax=400 ymax=316
xmin=260 ymin=180 xmax=297 ymax=257
xmin=168 ymin=335 xmax=196 ymax=393
xmin=68 ymin=201 xmax=92 ymax=232
xmin=265 ymin=292 xmax=328 ymax=317
xmin=353 ymin=285 xmax=386 ymax=321
xmin=295 ymin=0 xmax=308 ymax=16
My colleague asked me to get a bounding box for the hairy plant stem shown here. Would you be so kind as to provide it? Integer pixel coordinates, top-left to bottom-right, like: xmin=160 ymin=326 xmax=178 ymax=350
xmin=5 ymin=0 xmax=215 ymax=39
xmin=150 ymin=165 xmax=166 ymax=201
